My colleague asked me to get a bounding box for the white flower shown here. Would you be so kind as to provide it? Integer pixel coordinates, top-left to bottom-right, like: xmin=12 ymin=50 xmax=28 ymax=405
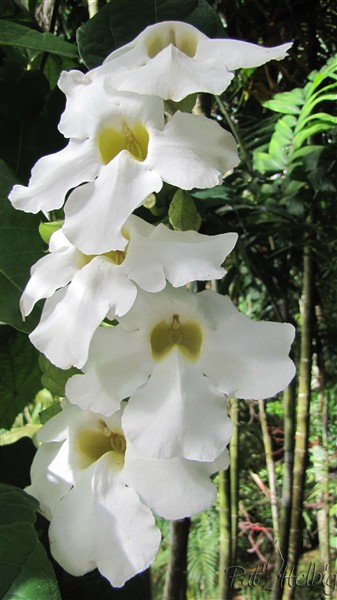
xmin=21 ymin=215 xmax=237 ymax=369
xmin=9 ymin=82 xmax=239 ymax=254
xmin=26 ymin=402 xmax=229 ymax=587
xmin=101 ymin=21 xmax=292 ymax=101
xmin=67 ymin=285 xmax=295 ymax=462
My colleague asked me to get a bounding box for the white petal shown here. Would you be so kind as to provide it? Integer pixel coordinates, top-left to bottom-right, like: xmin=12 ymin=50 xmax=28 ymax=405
xmin=118 ymin=284 xmax=200 ymax=332
xmin=124 ymin=218 xmax=238 ymax=291
xmin=63 ymin=153 xmax=163 ymax=254
xmin=30 ymin=257 xmax=137 ymax=369
xmin=123 ymin=443 xmax=219 ymax=520
xmin=9 ymin=139 xmax=99 ymax=214
xmin=20 ymin=243 xmax=81 ymax=317
xmin=58 ymin=69 xmax=106 ymax=139
xmin=109 ymin=43 xmax=232 ymax=102
xmin=123 ymin=348 xmax=233 ymax=461
xmin=25 ymin=441 xmax=72 ymax=520
xmin=59 ymin=73 xmax=165 ymax=138
xmin=150 ymin=111 xmax=239 ymax=189
xmin=49 ymin=456 xmax=161 ymax=587
xmin=198 ymin=290 xmax=296 ymax=399
xmin=198 ymin=39 xmax=292 ymax=71
xmin=103 ymin=21 xmax=291 ymax=100
xmin=66 ymin=326 xmax=152 ymax=415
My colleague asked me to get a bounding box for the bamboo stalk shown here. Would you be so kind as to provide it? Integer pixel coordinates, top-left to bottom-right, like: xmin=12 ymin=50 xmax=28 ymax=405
xmin=163 ymin=518 xmax=191 ymax=600
xmin=271 ymin=380 xmax=296 ymax=600
xmin=282 ymin=242 xmax=314 ymax=600
xmin=258 ymin=399 xmax=279 ymax=540
xmin=315 ymin=315 xmax=332 ymax=598
xmin=218 ymin=469 xmax=233 ymax=599
xmin=230 ymin=398 xmax=239 ymax=564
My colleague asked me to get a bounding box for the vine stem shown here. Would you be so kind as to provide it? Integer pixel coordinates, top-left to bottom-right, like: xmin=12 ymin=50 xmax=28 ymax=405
xmin=215 ymin=95 xmax=253 ymax=174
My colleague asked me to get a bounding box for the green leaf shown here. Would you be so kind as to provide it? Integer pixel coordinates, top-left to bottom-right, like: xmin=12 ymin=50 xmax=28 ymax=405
xmin=77 ymin=0 xmax=222 ymax=69
xmin=0 ymin=483 xmax=61 ymax=600
xmin=263 ymin=88 xmax=304 ymax=114
xmin=39 ymin=354 xmax=80 ymax=397
xmin=253 ymin=151 xmax=286 ymax=173
xmin=39 ymin=220 xmax=63 ymax=245
xmin=0 ymin=20 xmax=78 ymax=59
xmin=0 ymin=161 xmax=45 ymax=332
xmin=168 ymin=189 xmax=201 ymax=231
xmin=0 ymin=327 xmax=42 ymax=430
xmin=39 ymin=402 xmax=62 ymax=425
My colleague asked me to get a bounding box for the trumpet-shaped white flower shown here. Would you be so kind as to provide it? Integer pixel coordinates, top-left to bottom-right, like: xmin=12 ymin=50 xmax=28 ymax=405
xmin=101 ymin=21 xmax=292 ymax=101
xmin=26 ymin=402 xmax=229 ymax=587
xmin=9 ymin=82 xmax=239 ymax=254
xmin=21 ymin=215 xmax=237 ymax=369
xmin=67 ymin=285 xmax=295 ymax=462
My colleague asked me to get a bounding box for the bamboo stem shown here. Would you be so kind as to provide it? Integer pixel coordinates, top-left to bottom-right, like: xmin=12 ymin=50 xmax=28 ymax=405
xmin=163 ymin=519 xmax=190 ymax=600
xmin=258 ymin=399 xmax=279 ymax=540
xmin=282 ymin=241 xmax=314 ymax=600
xmin=229 ymin=398 xmax=239 ymax=564
xmin=218 ymin=469 xmax=233 ymax=599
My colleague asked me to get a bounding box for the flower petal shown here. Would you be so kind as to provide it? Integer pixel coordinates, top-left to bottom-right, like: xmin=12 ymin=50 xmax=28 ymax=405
xmin=63 ymin=153 xmax=163 ymax=254
xmin=124 ymin=217 xmax=238 ymax=291
xmin=20 ymin=234 xmax=81 ymax=317
xmin=198 ymin=39 xmax=292 ymax=71
xmin=103 ymin=21 xmax=291 ymax=100
xmin=66 ymin=326 xmax=152 ymax=415
xmin=198 ymin=290 xmax=296 ymax=399
xmin=123 ymin=348 xmax=233 ymax=461
xmin=123 ymin=443 xmax=226 ymax=520
xmin=49 ymin=455 xmax=161 ymax=587
xmin=108 ymin=43 xmax=233 ymax=102
xmin=9 ymin=139 xmax=99 ymax=214
xmin=25 ymin=441 xmax=72 ymax=520
xmin=29 ymin=257 xmax=137 ymax=369
xmin=150 ymin=111 xmax=239 ymax=189
xmin=59 ymin=73 xmax=165 ymax=138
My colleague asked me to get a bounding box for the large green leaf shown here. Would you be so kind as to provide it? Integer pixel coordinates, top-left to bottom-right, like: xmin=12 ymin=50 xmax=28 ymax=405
xmin=0 ymin=20 xmax=78 ymax=59
xmin=0 ymin=327 xmax=42 ymax=430
xmin=0 ymin=483 xmax=61 ymax=600
xmin=77 ymin=0 xmax=223 ymax=69
xmin=0 ymin=161 xmax=45 ymax=332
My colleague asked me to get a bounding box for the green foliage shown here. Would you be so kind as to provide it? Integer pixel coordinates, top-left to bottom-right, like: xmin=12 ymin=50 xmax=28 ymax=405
xmin=253 ymin=55 xmax=337 ymax=177
xmin=0 ymin=483 xmax=61 ymax=599
xmin=168 ymin=189 xmax=201 ymax=231
xmin=39 ymin=354 xmax=81 ymax=397
xmin=77 ymin=0 xmax=224 ymax=68
xmin=187 ymin=510 xmax=219 ymax=598
xmin=0 ymin=19 xmax=78 ymax=58
xmin=0 ymin=161 xmax=45 ymax=332
xmin=0 ymin=327 xmax=42 ymax=430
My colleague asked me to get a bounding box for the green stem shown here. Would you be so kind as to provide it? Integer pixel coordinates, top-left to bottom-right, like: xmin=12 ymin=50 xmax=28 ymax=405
xmin=282 ymin=240 xmax=314 ymax=600
xmin=87 ymin=0 xmax=100 ymax=18
xmin=218 ymin=469 xmax=233 ymax=599
xmin=229 ymin=398 xmax=239 ymax=564
xmin=258 ymin=399 xmax=279 ymax=540
xmin=215 ymin=95 xmax=253 ymax=174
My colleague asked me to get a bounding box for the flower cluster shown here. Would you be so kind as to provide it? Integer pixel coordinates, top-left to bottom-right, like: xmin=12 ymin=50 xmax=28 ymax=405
xmin=10 ymin=21 xmax=294 ymax=588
